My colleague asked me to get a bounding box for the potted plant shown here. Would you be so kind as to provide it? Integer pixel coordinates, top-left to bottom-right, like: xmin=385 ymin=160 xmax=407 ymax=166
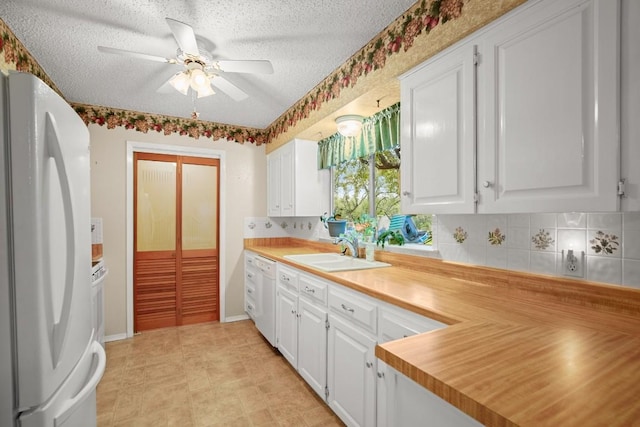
xmin=376 ymin=229 xmax=405 ymax=248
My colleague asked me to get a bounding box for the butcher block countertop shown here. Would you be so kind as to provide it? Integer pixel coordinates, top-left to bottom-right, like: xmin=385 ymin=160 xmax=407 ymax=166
xmin=245 ymin=238 xmax=640 ymax=427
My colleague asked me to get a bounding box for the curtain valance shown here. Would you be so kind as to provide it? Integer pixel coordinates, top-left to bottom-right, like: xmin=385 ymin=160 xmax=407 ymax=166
xmin=317 ymin=102 xmax=400 ymax=169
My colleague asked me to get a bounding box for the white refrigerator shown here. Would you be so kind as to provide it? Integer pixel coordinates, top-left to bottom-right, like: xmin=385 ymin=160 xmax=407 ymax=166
xmin=0 ymin=72 xmax=106 ymax=426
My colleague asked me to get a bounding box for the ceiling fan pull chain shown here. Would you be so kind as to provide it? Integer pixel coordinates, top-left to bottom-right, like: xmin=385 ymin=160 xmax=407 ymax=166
xmin=191 ymin=91 xmax=200 ymax=120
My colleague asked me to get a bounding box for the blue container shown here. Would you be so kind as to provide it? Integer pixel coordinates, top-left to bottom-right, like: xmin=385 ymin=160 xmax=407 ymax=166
xmin=326 ymin=220 xmax=347 ymax=237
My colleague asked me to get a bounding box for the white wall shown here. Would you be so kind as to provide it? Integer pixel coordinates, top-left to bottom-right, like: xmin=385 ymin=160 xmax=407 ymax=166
xmin=89 ymin=124 xmax=266 ymax=337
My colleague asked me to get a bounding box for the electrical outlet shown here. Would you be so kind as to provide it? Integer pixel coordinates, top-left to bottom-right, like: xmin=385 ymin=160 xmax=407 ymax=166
xmin=562 ymin=249 xmax=584 ymax=278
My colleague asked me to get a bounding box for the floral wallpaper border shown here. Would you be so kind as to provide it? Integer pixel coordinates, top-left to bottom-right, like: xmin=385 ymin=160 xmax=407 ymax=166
xmin=72 ymin=103 xmax=269 ymax=145
xmin=1 ymin=0 xmax=474 ymax=145
xmin=266 ymin=0 xmax=466 ymax=143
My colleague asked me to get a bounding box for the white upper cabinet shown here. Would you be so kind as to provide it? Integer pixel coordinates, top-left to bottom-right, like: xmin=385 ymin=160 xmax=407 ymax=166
xmin=400 ymin=42 xmax=477 ymax=214
xmin=267 ymin=138 xmax=330 ymax=217
xmin=477 ymin=0 xmax=620 ymax=212
xmin=400 ymin=0 xmax=622 ymax=214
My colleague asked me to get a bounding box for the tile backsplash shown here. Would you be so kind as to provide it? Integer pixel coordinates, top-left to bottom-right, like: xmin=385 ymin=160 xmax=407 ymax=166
xmin=243 ymin=216 xmax=327 ymax=240
xmin=243 ymin=212 xmax=640 ymax=290
xmin=433 ymin=212 xmax=640 ymax=289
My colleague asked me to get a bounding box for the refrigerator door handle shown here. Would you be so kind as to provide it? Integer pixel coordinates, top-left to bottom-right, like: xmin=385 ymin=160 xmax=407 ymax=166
xmin=53 ymin=341 xmax=106 ymax=427
xmin=45 ymin=112 xmax=76 ymax=368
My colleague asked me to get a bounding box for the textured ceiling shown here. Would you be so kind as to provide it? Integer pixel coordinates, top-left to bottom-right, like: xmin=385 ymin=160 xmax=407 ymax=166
xmin=0 ymin=0 xmax=417 ymax=129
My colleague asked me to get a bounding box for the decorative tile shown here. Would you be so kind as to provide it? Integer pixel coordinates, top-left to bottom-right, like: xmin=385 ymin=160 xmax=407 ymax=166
xmin=622 ymin=259 xmax=640 ymax=289
xmin=486 ymin=214 xmax=507 ymax=233
xmin=588 ymin=230 xmax=621 ymax=257
xmin=531 ymin=228 xmax=556 ymax=251
xmin=488 ymin=228 xmax=506 ymax=246
xmin=453 ymin=227 xmax=468 ymax=244
xmin=586 ymin=256 xmax=622 ymax=285
xmin=557 ymin=213 xmax=586 ymax=229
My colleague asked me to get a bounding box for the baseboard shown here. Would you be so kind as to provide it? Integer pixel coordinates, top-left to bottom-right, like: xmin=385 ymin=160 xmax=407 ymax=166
xmin=223 ymin=314 xmax=250 ymax=323
xmin=104 ymin=333 xmax=128 ymax=343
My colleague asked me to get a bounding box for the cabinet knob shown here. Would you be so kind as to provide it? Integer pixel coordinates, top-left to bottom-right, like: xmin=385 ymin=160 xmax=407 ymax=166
xmin=377 ymin=372 xmax=385 ymax=378
xmin=402 ymin=190 xmax=411 ymax=196
xmin=482 ymin=181 xmax=492 ymax=188
xmin=247 ymin=289 xmax=253 ymax=294
xmin=366 ymin=362 xmax=373 ymax=368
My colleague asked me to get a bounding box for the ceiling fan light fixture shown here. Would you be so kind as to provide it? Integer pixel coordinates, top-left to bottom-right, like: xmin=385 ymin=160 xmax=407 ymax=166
xmin=189 ymin=68 xmax=209 ymax=90
xmin=336 ymin=114 xmax=364 ymax=137
xmin=196 ymin=84 xmax=215 ymax=98
xmin=169 ymin=72 xmax=190 ymax=95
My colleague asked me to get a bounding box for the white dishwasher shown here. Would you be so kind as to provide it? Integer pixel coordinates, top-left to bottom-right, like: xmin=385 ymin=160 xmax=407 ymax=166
xmin=253 ymin=256 xmax=276 ymax=346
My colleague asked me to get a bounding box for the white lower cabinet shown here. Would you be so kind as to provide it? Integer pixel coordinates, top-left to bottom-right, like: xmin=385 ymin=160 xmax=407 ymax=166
xmin=273 ymin=262 xmax=480 ymax=426
xmin=327 ymin=313 xmax=377 ymax=427
xmin=276 ymin=285 xmax=298 ymax=367
xmin=383 ymin=363 xmax=482 ymax=427
xmin=327 ymin=286 xmax=378 ymax=427
xmin=275 ymin=267 xmax=329 ymax=400
xmin=376 ymin=304 xmax=447 ymax=427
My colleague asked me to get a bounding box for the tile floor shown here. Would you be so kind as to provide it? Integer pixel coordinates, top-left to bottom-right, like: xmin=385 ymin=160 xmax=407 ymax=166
xmin=97 ymin=320 xmax=344 ymax=426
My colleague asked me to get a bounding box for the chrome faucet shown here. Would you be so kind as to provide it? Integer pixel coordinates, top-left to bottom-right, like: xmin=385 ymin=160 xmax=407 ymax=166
xmin=335 ymin=235 xmax=359 ymax=258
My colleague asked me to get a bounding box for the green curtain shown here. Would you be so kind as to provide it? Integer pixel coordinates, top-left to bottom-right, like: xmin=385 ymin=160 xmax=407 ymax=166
xmin=317 ymin=102 xmax=400 ymax=169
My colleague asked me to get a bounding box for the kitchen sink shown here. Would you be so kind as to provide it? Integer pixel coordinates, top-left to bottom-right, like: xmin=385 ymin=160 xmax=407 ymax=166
xmin=283 ymin=253 xmax=391 ymax=272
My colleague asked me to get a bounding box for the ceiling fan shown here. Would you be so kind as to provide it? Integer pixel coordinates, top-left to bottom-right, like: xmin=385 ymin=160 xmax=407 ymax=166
xmin=98 ymin=18 xmax=273 ymax=101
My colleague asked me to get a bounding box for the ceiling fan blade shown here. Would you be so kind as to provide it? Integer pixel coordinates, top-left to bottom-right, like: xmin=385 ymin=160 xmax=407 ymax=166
xmin=98 ymin=46 xmax=176 ymax=63
xmin=216 ymin=60 xmax=274 ymax=74
xmin=209 ymin=76 xmax=249 ymax=101
xmin=166 ymin=18 xmax=200 ymax=57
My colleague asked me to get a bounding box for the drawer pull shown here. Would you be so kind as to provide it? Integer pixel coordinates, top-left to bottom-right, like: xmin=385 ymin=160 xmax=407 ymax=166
xmin=366 ymin=362 xmax=373 ymax=368
xmin=247 ymin=289 xmax=253 ymax=294
xmin=304 ymin=286 xmax=315 ymax=294
xmin=247 ymin=304 xmax=253 ymax=310
xmin=341 ymin=303 xmax=355 ymax=313
xmin=377 ymin=372 xmax=385 ymax=378
xmin=247 ymin=273 xmax=253 ymax=279
xmin=281 ymin=275 xmax=290 ymax=282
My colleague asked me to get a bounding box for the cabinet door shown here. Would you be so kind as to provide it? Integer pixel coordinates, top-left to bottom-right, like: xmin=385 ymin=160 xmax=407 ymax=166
xmin=298 ymin=298 xmax=327 ymax=400
xmin=400 ymin=42 xmax=476 ymax=214
xmin=385 ymin=365 xmax=482 ymax=427
xmin=280 ymin=143 xmax=295 ymax=216
xmin=478 ymin=0 xmax=620 ymax=212
xmin=267 ymin=153 xmax=281 ymax=216
xmin=276 ymin=286 xmax=298 ymax=368
xmin=327 ymin=314 xmax=376 ymax=427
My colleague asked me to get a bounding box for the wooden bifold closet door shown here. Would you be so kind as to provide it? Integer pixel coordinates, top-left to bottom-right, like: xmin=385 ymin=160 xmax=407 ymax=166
xmin=134 ymin=152 xmax=220 ymax=332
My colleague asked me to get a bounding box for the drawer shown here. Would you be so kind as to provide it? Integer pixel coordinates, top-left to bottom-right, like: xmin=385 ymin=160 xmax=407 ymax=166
xmin=329 ymin=286 xmax=377 ymax=334
xmin=246 ymin=280 xmax=257 ymax=299
xmin=299 ymin=273 xmax=328 ymax=306
xmin=245 ymin=267 xmax=258 ymax=285
xmin=378 ymin=304 xmax=446 ymax=343
xmin=246 ymin=295 xmax=257 ymax=320
xmin=278 ymin=265 xmax=299 ymax=292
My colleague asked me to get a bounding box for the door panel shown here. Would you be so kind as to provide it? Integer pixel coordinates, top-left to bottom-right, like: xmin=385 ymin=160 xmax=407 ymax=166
xmin=134 ymin=153 xmax=219 ymax=331
xmin=181 ymin=157 xmax=219 ymax=324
